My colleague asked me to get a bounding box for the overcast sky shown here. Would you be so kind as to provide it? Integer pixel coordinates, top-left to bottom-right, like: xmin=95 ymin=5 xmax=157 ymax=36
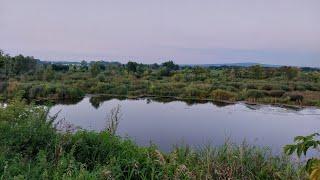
xmin=0 ymin=0 xmax=319 ymax=66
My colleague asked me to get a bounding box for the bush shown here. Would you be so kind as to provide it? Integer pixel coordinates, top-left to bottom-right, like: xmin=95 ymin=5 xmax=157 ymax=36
xmin=28 ymin=85 xmax=45 ymax=99
xmin=280 ymin=85 xmax=291 ymax=91
xmin=229 ymin=82 xmax=242 ymax=89
xmin=294 ymin=84 xmax=306 ymax=91
xmin=246 ymin=84 xmax=258 ymax=89
xmin=211 ymin=89 xmax=235 ymax=101
xmin=0 ymin=99 xmax=57 ymax=158
xmin=285 ymin=93 xmax=304 ymax=102
xmin=0 ymin=81 xmax=8 ymax=93
xmin=267 ymin=90 xmax=285 ymax=98
xmin=97 ymin=74 xmax=105 ymax=82
xmin=261 ymin=84 xmax=273 ymax=91
xmin=246 ymin=90 xmax=266 ymax=99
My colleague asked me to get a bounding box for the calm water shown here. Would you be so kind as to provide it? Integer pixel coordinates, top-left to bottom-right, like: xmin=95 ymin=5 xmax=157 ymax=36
xmin=49 ymin=96 xmax=320 ymax=153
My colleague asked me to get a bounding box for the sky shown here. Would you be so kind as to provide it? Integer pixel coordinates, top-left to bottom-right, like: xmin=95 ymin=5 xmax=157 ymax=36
xmin=0 ymin=0 xmax=319 ymax=66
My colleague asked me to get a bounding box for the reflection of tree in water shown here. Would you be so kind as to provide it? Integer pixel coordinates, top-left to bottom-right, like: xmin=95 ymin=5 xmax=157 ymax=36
xmin=211 ymin=101 xmax=233 ymax=107
xmin=146 ymin=97 xmax=233 ymax=107
xmin=245 ymin=104 xmax=262 ymax=110
xmin=149 ymin=97 xmax=175 ymax=104
xmin=89 ymin=95 xmax=126 ymax=109
xmin=35 ymin=98 xmax=83 ymax=106
xmin=89 ymin=95 xmax=234 ymax=108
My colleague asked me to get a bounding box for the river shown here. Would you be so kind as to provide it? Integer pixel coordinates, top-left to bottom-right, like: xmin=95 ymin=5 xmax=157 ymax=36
xmin=49 ymin=96 xmax=320 ymax=154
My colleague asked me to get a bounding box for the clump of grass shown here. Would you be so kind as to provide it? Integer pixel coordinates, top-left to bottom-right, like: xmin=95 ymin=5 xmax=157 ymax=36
xmin=105 ymin=104 xmax=122 ymax=135
xmin=211 ymin=89 xmax=236 ymax=101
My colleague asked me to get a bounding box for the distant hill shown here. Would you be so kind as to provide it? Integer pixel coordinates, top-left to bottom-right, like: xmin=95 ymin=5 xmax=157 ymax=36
xmin=40 ymin=60 xmax=121 ymax=66
xmin=181 ymin=62 xmax=281 ymax=68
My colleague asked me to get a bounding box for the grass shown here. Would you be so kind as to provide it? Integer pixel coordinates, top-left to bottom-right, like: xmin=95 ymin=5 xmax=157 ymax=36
xmin=0 ymin=98 xmax=308 ymax=179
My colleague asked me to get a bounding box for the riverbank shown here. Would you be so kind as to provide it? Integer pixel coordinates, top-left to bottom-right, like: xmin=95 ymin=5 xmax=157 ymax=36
xmin=0 ymin=99 xmax=307 ymax=179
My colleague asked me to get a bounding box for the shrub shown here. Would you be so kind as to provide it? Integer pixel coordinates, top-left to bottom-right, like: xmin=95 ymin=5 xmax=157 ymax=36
xmin=246 ymin=90 xmax=266 ymax=99
xmin=280 ymin=85 xmax=291 ymax=91
xmin=29 ymin=85 xmax=45 ymax=99
xmin=97 ymin=74 xmax=105 ymax=82
xmin=229 ymin=82 xmax=242 ymax=89
xmin=0 ymin=99 xmax=57 ymax=158
xmin=261 ymin=84 xmax=273 ymax=91
xmin=246 ymin=84 xmax=258 ymax=89
xmin=211 ymin=89 xmax=235 ymax=101
xmin=67 ymin=87 xmax=85 ymax=99
xmin=0 ymin=81 xmax=8 ymax=93
xmin=267 ymin=90 xmax=285 ymax=98
xmin=294 ymin=84 xmax=306 ymax=91
xmin=286 ymin=93 xmax=304 ymax=102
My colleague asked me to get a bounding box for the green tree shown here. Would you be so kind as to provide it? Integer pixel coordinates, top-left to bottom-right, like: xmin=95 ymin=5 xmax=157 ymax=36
xmin=162 ymin=61 xmax=179 ymax=71
xmin=281 ymin=66 xmax=300 ymax=80
xmin=90 ymin=62 xmax=101 ymax=77
xmin=0 ymin=55 xmax=4 ymax=69
xmin=249 ymin=65 xmax=263 ymax=79
xmin=80 ymin=60 xmax=88 ymax=70
xmin=127 ymin=61 xmax=138 ymax=73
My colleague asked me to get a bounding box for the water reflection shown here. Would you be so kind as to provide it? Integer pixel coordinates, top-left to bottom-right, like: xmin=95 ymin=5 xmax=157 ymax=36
xmin=88 ymin=95 xmax=234 ymax=109
xmin=49 ymin=96 xmax=320 ymax=154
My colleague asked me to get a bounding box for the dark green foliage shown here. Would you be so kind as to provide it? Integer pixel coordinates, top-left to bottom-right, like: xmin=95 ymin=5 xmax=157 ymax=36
xmin=211 ymin=89 xmax=235 ymax=101
xmin=90 ymin=63 xmax=100 ymax=77
xmin=261 ymin=84 xmax=274 ymax=91
xmin=162 ymin=61 xmax=179 ymax=71
xmin=284 ymin=133 xmax=320 ymax=179
xmin=249 ymin=65 xmax=263 ymax=79
xmin=267 ymin=90 xmax=285 ymax=97
xmin=246 ymin=84 xmax=258 ymax=89
xmin=0 ymin=99 xmax=57 ymax=159
xmin=52 ymin=64 xmax=69 ymax=72
xmin=127 ymin=61 xmax=138 ymax=72
xmin=281 ymin=66 xmax=300 ymax=80
xmin=0 ymin=52 xmax=38 ymax=76
xmin=246 ymin=90 xmax=266 ymax=99
xmin=286 ymin=93 xmax=304 ymax=102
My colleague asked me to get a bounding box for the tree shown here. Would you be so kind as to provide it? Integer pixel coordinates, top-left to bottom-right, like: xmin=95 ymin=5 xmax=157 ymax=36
xmin=52 ymin=64 xmax=69 ymax=72
xmin=249 ymin=65 xmax=263 ymax=79
xmin=127 ymin=61 xmax=138 ymax=73
xmin=162 ymin=61 xmax=179 ymax=71
xmin=281 ymin=66 xmax=300 ymax=80
xmin=0 ymin=56 xmax=4 ymax=69
xmin=80 ymin=60 xmax=88 ymax=71
xmin=90 ymin=62 xmax=101 ymax=77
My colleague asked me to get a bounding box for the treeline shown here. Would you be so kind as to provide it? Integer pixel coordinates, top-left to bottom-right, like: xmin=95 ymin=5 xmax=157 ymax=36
xmin=0 ymin=51 xmax=320 ymax=106
xmin=0 ymin=50 xmax=39 ymax=77
xmin=1 ymin=50 xmax=319 ymax=81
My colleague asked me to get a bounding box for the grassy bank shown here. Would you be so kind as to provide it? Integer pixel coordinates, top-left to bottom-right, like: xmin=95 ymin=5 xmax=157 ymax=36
xmin=0 ymin=99 xmax=307 ymax=179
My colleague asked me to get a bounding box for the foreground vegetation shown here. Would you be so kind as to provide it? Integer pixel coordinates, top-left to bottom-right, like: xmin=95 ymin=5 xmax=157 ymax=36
xmin=1 ymin=51 xmax=320 ymax=107
xmin=0 ymin=98 xmax=308 ymax=179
